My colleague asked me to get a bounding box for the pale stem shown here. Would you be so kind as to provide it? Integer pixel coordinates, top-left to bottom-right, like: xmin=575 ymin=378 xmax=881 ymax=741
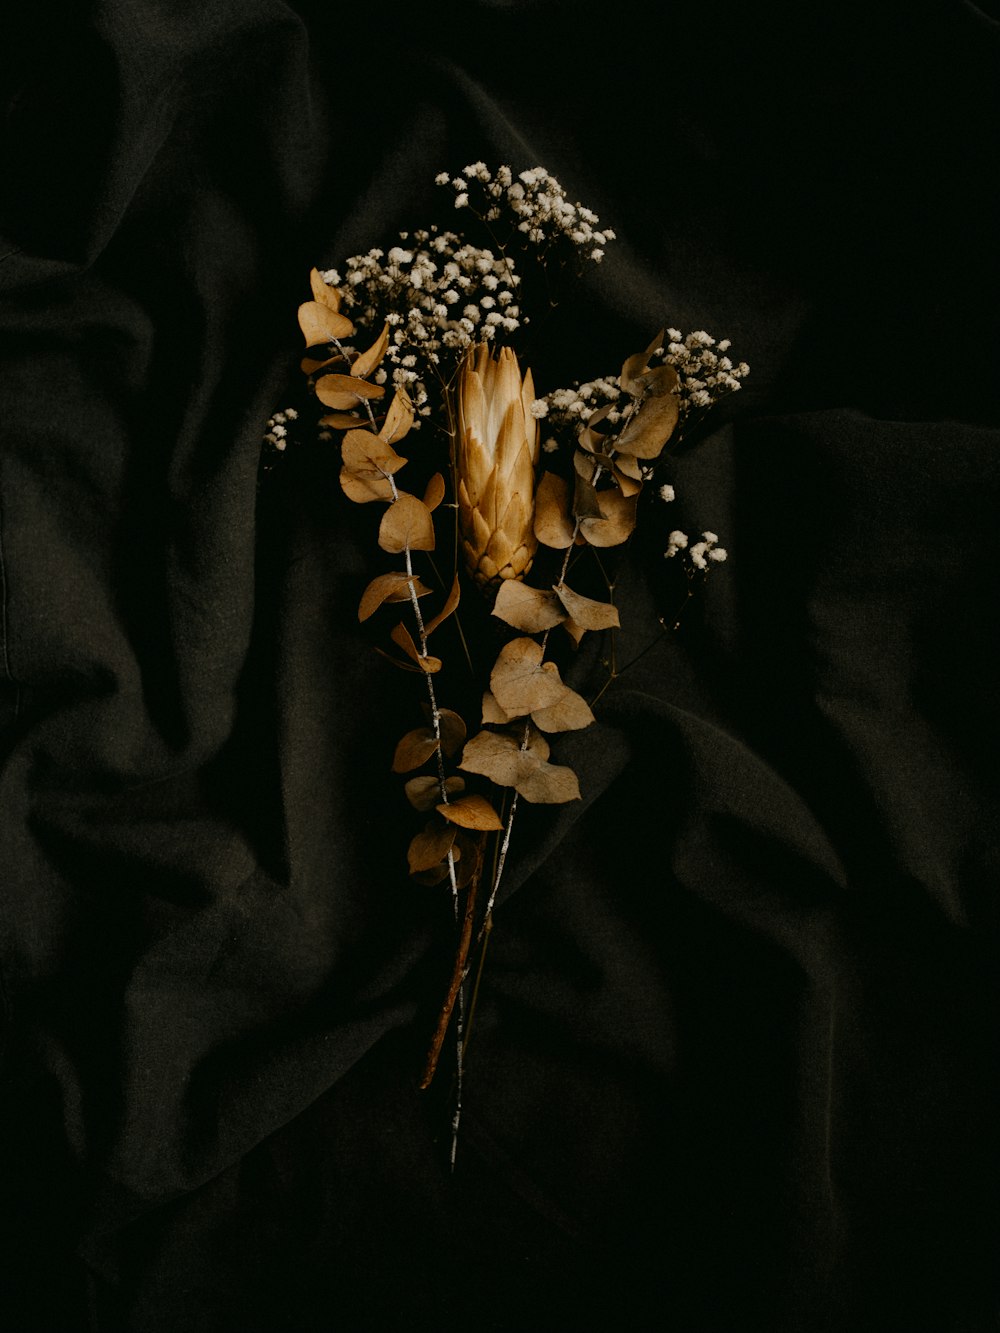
xmin=362 ymin=392 xmax=468 ymax=1161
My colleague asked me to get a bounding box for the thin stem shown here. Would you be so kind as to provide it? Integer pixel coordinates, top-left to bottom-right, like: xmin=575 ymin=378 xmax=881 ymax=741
xmin=419 ymin=837 xmax=483 ymax=1092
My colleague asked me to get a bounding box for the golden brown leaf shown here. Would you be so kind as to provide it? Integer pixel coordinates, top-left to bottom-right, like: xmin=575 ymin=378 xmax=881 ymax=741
xmin=298 ymin=301 xmax=355 ymax=347
xmin=351 ymin=323 xmax=390 ymax=380
xmin=435 ymin=794 xmax=504 ymax=831
xmin=407 ymin=820 xmax=458 ymax=874
xmin=411 ymin=862 xmax=453 ymax=887
xmin=319 ymin=411 xmax=364 ymax=431
xmin=315 ymin=373 xmax=386 ymax=411
xmin=302 ymin=352 xmax=342 ymax=375
xmin=339 ymin=468 xmax=393 ymax=504
xmin=459 ymin=730 xmax=580 ymax=804
xmin=390 ymin=622 xmax=441 ymax=673
xmin=613 ymin=467 xmax=644 ymax=498
xmin=341 ymin=429 xmax=407 ymax=477
xmin=424 ymin=571 xmax=461 ymax=638
xmin=530 ymin=684 xmax=595 ymax=733
xmin=614 ymin=390 xmax=679 ymax=460
xmin=378 ymin=493 xmax=436 ymax=554
xmin=572 ymin=471 xmax=604 ymax=521
xmin=481 ymin=690 xmax=512 ymax=724
xmin=437 ymin=708 xmax=467 ymax=757
xmin=532 ymin=471 xmax=576 ymax=549
xmin=358 ymin=571 xmax=430 ymax=621
xmin=391 ymin=727 xmax=439 ymax=773
xmin=561 ymin=617 xmax=588 ymax=648
xmin=517 ymin=722 xmax=551 ymax=761
xmin=554 ymin=583 xmax=620 ymax=631
xmin=490 ymin=637 xmax=567 ymax=717
xmin=404 ymin=774 xmax=465 ymax=811
xmin=491 ymin=580 xmax=566 ymax=633
xmin=380 ymin=388 xmax=415 ymax=444
xmin=309 ymin=268 xmax=342 ymax=311
xmin=579 ymin=490 xmax=638 ymax=547
xmin=423 ymin=472 xmax=446 ymax=512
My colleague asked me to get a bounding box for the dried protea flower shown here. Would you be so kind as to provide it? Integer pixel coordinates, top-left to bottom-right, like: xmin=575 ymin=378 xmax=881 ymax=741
xmin=456 ymin=343 xmax=540 ymax=588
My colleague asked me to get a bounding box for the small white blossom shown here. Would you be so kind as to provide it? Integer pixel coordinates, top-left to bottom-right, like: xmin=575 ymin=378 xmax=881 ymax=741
xmin=659 ymin=484 xmax=675 ymax=502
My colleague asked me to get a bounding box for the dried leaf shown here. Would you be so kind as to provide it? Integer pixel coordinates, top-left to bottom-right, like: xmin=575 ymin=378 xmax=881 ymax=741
xmin=482 ymin=691 xmax=512 ymax=724
xmin=408 ymin=820 xmax=457 ymax=874
xmin=457 ymin=730 xmax=522 ymax=789
xmin=437 ymin=708 xmax=467 ymax=757
xmin=404 ymin=775 xmax=465 ymax=811
xmin=315 ymin=373 xmax=386 ymax=411
xmin=450 ymin=831 xmax=480 ymax=889
xmin=339 ymin=429 xmax=407 ymax=505
xmin=531 ymin=684 xmax=596 ymax=733
xmin=341 ymin=429 xmax=407 ymax=477
xmin=309 ymin=268 xmax=342 ymax=311
xmin=533 ymin=471 xmax=577 ymax=549
xmin=358 ymin=571 xmax=430 ymax=621
xmin=424 ymin=571 xmax=461 ymax=637
xmin=298 ymin=301 xmax=355 ymax=347
xmin=436 ymin=794 xmax=504 ymax=831
xmin=490 ymin=637 xmax=567 ymax=716
xmin=614 ymin=391 xmax=679 ymax=460
xmin=613 ymin=466 xmax=644 ymax=498
xmin=614 ymin=453 xmax=643 ymax=482
xmin=391 ymin=727 xmax=439 ymax=773
xmin=459 ymin=730 xmax=580 ymax=804
xmin=579 ymin=490 xmax=638 ymax=547
xmin=561 ymin=617 xmax=588 ymax=648
xmin=411 ymin=862 xmax=452 ymax=887
xmin=421 ymin=472 xmax=446 ymax=513
xmin=302 ymin=352 xmax=342 ymax=375
xmin=492 ymin=580 xmax=566 ymax=633
xmin=351 ymin=323 xmax=390 ymax=380
xmin=514 ymin=721 xmax=550 ymax=761
xmin=390 ymin=622 xmax=441 ymax=673
xmin=319 ymin=411 xmax=364 ymax=430
xmin=572 ymin=470 xmax=605 ymax=521
xmin=575 ymin=442 xmax=616 ymax=473
xmin=513 ymin=752 xmax=581 ymax=803
xmin=340 ymin=468 xmax=393 ymax=504
xmin=378 ymin=493 xmax=436 ymax=554
xmin=554 ymin=583 xmax=621 ymax=630
xmin=620 ymin=333 xmax=669 ymax=397
xmin=380 ymin=388 xmax=415 ymax=444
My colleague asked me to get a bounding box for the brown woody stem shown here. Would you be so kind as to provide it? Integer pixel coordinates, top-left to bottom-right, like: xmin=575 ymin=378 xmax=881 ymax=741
xmin=420 ymin=835 xmax=485 ymax=1091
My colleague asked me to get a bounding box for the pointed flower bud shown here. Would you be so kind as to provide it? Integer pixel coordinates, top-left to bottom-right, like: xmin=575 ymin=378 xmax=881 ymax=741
xmin=456 ymin=343 xmax=540 ymax=588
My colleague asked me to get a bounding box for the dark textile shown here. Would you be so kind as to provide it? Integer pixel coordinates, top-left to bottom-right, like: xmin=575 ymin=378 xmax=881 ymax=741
xmin=1 ymin=2 xmax=997 ymax=1329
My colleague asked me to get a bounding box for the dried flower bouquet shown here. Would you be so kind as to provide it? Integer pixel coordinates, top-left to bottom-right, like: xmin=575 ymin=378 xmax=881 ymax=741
xmin=270 ymin=165 xmax=749 ymax=1160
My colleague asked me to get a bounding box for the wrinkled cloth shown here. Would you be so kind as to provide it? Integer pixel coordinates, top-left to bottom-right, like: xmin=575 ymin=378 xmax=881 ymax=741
xmin=1 ymin=2 xmax=997 ymax=1329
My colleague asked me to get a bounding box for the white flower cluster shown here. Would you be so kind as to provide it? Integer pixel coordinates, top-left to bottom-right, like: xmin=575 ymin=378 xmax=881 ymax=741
xmin=319 ymin=228 xmax=523 ymax=420
xmin=535 ymin=327 xmax=749 ymax=449
xmin=665 ymin=529 xmax=728 ymax=570
xmin=662 ymin=328 xmax=749 ymax=409
xmin=263 ymin=406 xmax=298 ymax=451
xmin=436 ymin=163 xmax=615 ymax=263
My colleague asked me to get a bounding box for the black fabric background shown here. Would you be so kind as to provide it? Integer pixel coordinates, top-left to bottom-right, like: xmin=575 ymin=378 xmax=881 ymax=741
xmin=1 ymin=2 xmax=997 ymax=1329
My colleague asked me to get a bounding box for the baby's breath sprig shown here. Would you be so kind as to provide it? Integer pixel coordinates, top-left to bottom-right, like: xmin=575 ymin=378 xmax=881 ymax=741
xmin=320 ymin=232 xmax=523 ymax=424
xmin=535 ymin=328 xmax=750 ymax=452
xmin=437 ymin=163 xmax=615 ymax=265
